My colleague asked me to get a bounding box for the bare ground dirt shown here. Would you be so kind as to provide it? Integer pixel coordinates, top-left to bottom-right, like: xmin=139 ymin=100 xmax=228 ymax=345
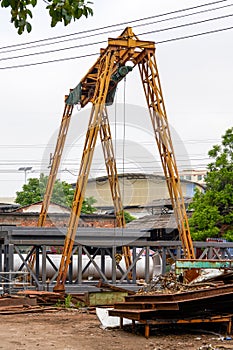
xmin=0 ymin=309 xmax=232 ymax=350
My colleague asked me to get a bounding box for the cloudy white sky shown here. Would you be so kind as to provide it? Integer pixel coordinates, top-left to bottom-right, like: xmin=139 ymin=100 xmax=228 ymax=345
xmin=0 ymin=0 xmax=232 ymax=198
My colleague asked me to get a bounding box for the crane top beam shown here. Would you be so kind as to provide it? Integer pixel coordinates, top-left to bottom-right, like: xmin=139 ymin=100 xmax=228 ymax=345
xmin=65 ymin=27 xmax=155 ymax=108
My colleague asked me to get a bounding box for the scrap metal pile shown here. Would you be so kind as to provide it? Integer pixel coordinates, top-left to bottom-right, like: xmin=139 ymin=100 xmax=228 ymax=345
xmin=109 ymin=272 xmax=233 ymax=337
xmin=137 ymin=272 xmax=225 ymax=294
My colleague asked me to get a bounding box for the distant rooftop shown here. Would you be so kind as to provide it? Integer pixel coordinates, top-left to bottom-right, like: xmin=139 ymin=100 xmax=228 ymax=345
xmin=0 ymin=197 xmax=16 ymax=204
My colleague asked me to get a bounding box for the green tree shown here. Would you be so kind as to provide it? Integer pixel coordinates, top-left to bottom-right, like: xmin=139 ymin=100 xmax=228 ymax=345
xmin=124 ymin=211 xmax=136 ymax=224
xmin=81 ymin=196 xmax=97 ymax=214
xmin=189 ymin=127 xmax=233 ymax=241
xmin=1 ymin=0 xmax=93 ymax=34
xmin=15 ymin=173 xmax=96 ymax=214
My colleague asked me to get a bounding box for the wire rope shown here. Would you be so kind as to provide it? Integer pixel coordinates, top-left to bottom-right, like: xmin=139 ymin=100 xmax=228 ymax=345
xmin=1 ymin=1 xmax=232 ymax=54
xmin=0 ymin=0 xmax=228 ymax=51
xmin=122 ymin=77 xmax=128 ymax=212
xmin=1 ymin=23 xmax=233 ymax=70
xmin=1 ymin=12 xmax=233 ymax=63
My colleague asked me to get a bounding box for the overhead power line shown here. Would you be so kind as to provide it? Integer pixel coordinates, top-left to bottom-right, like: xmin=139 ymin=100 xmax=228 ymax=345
xmin=0 ymin=39 xmax=105 ymax=62
xmin=138 ymin=12 xmax=233 ymax=36
xmin=0 ymin=0 xmax=228 ymax=52
xmin=0 ymin=138 xmax=221 ymax=148
xmin=1 ymin=12 xmax=233 ymax=63
xmin=155 ymin=24 xmax=233 ymax=44
xmin=0 ymin=23 xmax=233 ymax=70
xmin=0 ymin=52 xmax=99 ymax=70
xmin=1 ymin=1 xmax=232 ymax=54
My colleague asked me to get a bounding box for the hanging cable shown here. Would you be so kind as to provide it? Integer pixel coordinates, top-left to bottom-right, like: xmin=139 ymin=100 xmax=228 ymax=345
xmin=0 ymin=0 xmax=228 ymax=52
xmin=122 ymin=77 xmax=126 ymax=207
xmin=114 ymin=86 xmax=118 ymax=230
xmin=138 ymin=12 xmax=233 ymax=37
xmin=1 ymin=12 xmax=233 ymax=63
xmin=1 ymin=23 xmax=233 ymax=70
xmin=1 ymin=1 xmax=232 ymax=54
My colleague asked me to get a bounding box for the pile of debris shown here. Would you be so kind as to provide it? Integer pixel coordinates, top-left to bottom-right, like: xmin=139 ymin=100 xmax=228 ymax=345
xmin=109 ymin=273 xmax=233 ymax=338
xmin=17 ymin=290 xmax=66 ymax=306
xmin=137 ymin=272 xmax=223 ymax=295
xmin=0 ymin=294 xmax=46 ymax=314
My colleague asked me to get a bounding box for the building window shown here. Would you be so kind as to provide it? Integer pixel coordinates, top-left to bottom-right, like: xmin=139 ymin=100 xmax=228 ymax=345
xmin=197 ymin=175 xmax=203 ymax=181
xmin=186 ymin=175 xmax=191 ymax=181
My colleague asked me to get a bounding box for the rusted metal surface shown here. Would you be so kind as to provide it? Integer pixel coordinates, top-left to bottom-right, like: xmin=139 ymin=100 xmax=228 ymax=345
xmin=0 ymin=305 xmax=47 ymax=315
xmin=114 ymin=301 xmax=179 ymax=311
xmin=0 ymin=295 xmax=37 ymax=307
xmin=0 ymin=295 xmax=45 ymax=315
xmin=126 ymin=284 xmax=233 ymax=302
xmin=140 ymin=315 xmax=233 ymax=339
xmin=96 ymin=281 xmax=136 ymax=295
xmin=109 ymin=308 xmax=161 ymax=321
xmin=18 ymin=290 xmax=66 ymax=305
xmin=109 ymin=283 xmax=233 ymax=337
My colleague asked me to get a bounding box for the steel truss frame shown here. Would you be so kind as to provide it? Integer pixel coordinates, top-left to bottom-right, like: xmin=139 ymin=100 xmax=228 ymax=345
xmin=1 ymin=227 xmax=233 ymax=293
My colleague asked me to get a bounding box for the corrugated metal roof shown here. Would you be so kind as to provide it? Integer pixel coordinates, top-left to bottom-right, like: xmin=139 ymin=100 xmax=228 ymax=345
xmin=127 ymin=213 xmax=192 ymax=230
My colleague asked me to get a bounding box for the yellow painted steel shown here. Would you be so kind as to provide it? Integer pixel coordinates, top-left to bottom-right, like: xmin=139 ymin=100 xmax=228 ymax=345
xmin=37 ymin=103 xmax=73 ymax=227
xmin=137 ymin=51 xmax=195 ymax=259
xmin=54 ymin=50 xmax=124 ymax=291
xmin=32 ymin=102 xmax=73 ymax=274
xmin=38 ymin=26 xmax=195 ymax=292
xmin=99 ymin=107 xmax=132 ymax=272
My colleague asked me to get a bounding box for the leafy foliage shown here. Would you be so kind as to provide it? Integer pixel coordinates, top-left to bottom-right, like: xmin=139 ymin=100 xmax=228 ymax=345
xmin=15 ymin=173 xmax=96 ymax=214
xmin=124 ymin=211 xmax=136 ymax=224
xmin=1 ymin=0 xmax=93 ymax=34
xmin=189 ymin=127 xmax=233 ymax=241
xmin=81 ymin=196 xmax=97 ymax=214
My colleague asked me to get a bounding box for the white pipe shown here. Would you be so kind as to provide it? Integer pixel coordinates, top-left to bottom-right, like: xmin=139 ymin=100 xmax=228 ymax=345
xmin=8 ymin=252 xmax=162 ymax=280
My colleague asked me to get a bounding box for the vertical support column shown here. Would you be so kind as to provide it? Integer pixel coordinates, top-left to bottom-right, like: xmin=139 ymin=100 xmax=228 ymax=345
xmin=220 ymin=248 xmax=226 ymax=259
xmin=145 ymin=246 xmax=150 ymax=283
xmin=38 ymin=103 xmax=73 ymax=227
xmin=5 ymin=244 xmax=14 ymax=294
xmin=0 ymin=245 xmax=2 ymax=274
xmin=8 ymin=244 xmax=14 ymax=273
xmin=0 ymin=244 xmax=2 ymax=293
xmin=176 ymin=246 xmax=181 ymax=259
xmin=138 ymin=51 xmax=195 ymax=260
xmin=101 ymin=249 xmax=105 ymax=276
xmin=227 ymin=318 xmax=232 ymax=335
xmin=54 ymin=50 xmax=117 ymax=292
xmin=208 ymin=247 xmax=213 ymax=259
xmin=132 ymin=320 xmax=136 ymax=333
xmin=112 ymin=246 xmax=117 ymax=284
xmin=99 ymin=108 xmax=132 ymax=272
xmin=68 ymin=256 xmax=73 ymax=284
xmin=42 ymin=245 xmax=47 ymax=288
xmin=99 ymin=107 xmax=125 ymax=227
xmin=78 ymin=245 xmax=83 ymax=284
xmin=35 ymin=246 xmax=40 ymax=281
xmin=162 ymin=247 xmax=167 ymax=275
xmin=120 ymin=317 xmax=123 ymax=329
xmin=145 ymin=323 xmax=150 ymax=339
xmin=132 ymin=247 xmax=137 ymax=284
xmin=3 ymin=245 xmax=7 ymax=273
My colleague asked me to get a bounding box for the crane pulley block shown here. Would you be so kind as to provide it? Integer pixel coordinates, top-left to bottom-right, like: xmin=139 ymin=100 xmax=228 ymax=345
xmin=106 ymin=65 xmax=133 ymax=105
xmin=66 ymin=65 xmax=133 ymax=106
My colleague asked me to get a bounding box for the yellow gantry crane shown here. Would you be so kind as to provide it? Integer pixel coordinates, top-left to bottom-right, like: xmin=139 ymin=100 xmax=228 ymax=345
xmin=37 ymin=27 xmax=195 ymax=292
